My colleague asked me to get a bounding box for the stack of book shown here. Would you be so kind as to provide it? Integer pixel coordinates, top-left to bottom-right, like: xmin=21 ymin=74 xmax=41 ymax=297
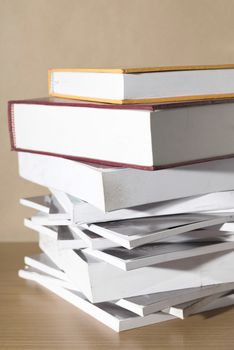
xmin=9 ymin=65 xmax=234 ymax=332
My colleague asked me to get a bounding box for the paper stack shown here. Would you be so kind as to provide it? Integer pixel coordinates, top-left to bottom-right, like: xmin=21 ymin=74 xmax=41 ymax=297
xmin=10 ymin=65 xmax=234 ymax=332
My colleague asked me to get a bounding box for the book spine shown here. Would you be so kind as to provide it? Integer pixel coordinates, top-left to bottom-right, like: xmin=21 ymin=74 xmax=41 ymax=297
xmin=8 ymin=101 xmax=16 ymax=151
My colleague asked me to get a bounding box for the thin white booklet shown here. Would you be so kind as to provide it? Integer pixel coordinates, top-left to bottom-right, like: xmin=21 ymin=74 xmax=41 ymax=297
xmin=20 ymin=195 xmax=51 ymax=213
xmin=24 ymin=218 xmax=87 ymax=250
xmin=71 ymin=225 xmax=234 ymax=248
xmin=84 ymin=241 xmax=234 ymax=271
xmin=84 ymin=213 xmax=233 ymax=249
xmin=163 ymin=290 xmax=234 ymax=319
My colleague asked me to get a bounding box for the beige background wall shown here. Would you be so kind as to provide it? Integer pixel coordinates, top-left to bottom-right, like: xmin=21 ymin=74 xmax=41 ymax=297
xmin=1 ymin=0 xmax=234 ymax=241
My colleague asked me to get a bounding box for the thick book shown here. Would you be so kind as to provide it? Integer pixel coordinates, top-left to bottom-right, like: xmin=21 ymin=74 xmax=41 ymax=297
xmin=18 ymin=268 xmax=234 ymax=332
xmin=39 ymin=234 xmax=234 ymax=303
xmin=51 ymin=189 xmax=234 ymax=224
xmin=48 ymin=65 xmax=234 ymax=104
xmin=24 ymin=253 xmax=234 ymax=317
xmin=18 ymin=152 xmax=234 ymax=212
xmin=9 ymin=97 xmax=234 ymax=170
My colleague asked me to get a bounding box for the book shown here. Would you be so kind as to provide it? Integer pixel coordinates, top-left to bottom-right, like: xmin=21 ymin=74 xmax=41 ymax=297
xmin=26 ymin=218 xmax=119 ymax=250
xmin=30 ymin=212 xmax=70 ymax=226
xmin=38 ymin=234 xmax=234 ymax=303
xmin=23 ymin=253 xmax=234 ymax=316
xmin=20 ymin=266 xmax=79 ymax=291
xmin=25 ymin=212 xmax=234 ymax=249
xmin=24 ymin=218 xmax=88 ymax=250
xmin=9 ymin=97 xmax=234 ymax=170
xmin=20 ymin=195 xmax=51 ymax=213
xmin=51 ymin=189 xmax=234 ymax=224
xmin=20 ymin=190 xmax=234 ymax=225
xmin=26 ymin=213 xmax=234 ymax=269
xmin=18 ymin=152 xmax=234 ymax=212
xmin=29 ymin=210 xmax=232 ymax=249
xmin=84 ymin=241 xmax=234 ymax=271
xmin=117 ymin=284 xmax=234 ymax=317
xmin=83 ymin=213 xmax=232 ymax=249
xmin=163 ymin=290 xmax=233 ymax=319
xmin=20 ymin=193 xmax=234 ymax=248
xmin=70 ymin=225 xmax=234 ymax=247
xmin=18 ymin=268 xmax=234 ymax=332
xmin=48 ymin=65 xmax=234 ymax=104
xmin=24 ymin=253 xmax=68 ymax=281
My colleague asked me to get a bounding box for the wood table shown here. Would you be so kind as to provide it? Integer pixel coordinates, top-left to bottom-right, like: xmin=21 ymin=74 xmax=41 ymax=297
xmin=0 ymin=243 xmax=234 ymax=350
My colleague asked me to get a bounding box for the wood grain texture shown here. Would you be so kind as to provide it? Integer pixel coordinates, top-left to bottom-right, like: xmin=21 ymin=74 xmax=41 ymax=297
xmin=0 ymin=243 xmax=234 ymax=349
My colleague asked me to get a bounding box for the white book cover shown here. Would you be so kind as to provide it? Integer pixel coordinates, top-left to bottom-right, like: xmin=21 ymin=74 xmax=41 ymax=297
xmin=20 ymin=195 xmax=51 ymax=213
xmin=25 ymin=219 xmax=87 ymax=250
xmin=48 ymin=196 xmax=70 ymax=220
xmin=190 ymin=293 xmax=234 ymax=315
xmin=220 ymin=222 xmax=234 ymax=232
xmin=84 ymin=213 xmax=233 ymax=249
xmin=20 ymin=267 xmax=79 ymax=291
xmin=38 ymin=236 xmax=234 ymax=303
xmin=117 ymin=283 xmax=234 ymax=317
xmin=69 ymin=225 xmax=234 ymax=250
xmin=163 ymin=290 xmax=233 ymax=319
xmin=18 ymin=152 xmax=234 ymax=212
xmin=31 ymin=212 xmax=71 ymax=226
xmin=21 ymin=194 xmax=70 ymax=222
xmin=85 ymin=241 xmax=234 ymax=271
xmin=24 ymin=253 xmax=69 ymax=281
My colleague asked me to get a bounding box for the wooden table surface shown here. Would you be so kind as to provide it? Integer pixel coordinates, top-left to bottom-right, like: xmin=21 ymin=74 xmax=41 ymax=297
xmin=0 ymin=243 xmax=234 ymax=350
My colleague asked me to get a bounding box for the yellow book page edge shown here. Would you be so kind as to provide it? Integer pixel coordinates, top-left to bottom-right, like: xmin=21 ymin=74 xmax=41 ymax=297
xmin=48 ymin=64 xmax=234 ymax=74
xmin=48 ymin=65 xmax=234 ymax=104
xmin=48 ymin=92 xmax=234 ymax=105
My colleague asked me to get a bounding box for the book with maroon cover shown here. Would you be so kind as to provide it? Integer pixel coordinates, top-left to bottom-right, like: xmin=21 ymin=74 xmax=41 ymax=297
xmin=8 ymin=97 xmax=234 ymax=170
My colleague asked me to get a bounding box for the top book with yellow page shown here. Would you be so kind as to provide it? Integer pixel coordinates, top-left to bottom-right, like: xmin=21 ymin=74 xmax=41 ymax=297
xmin=48 ymin=64 xmax=234 ymax=104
